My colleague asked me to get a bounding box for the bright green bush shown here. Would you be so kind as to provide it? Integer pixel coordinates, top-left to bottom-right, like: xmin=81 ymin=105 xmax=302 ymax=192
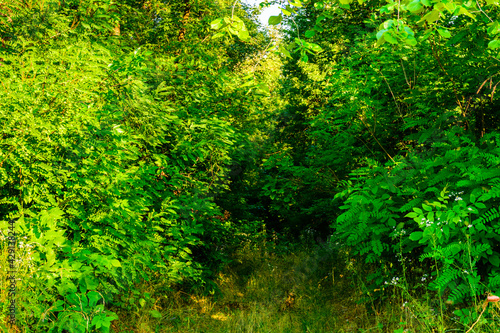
xmin=335 ymin=127 xmax=500 ymax=306
xmin=0 ymin=0 xmax=270 ymax=329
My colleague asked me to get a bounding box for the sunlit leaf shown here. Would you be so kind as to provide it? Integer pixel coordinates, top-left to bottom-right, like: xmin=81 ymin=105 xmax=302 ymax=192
xmin=210 ymin=18 xmax=224 ymax=30
xmin=268 ymin=14 xmax=283 ymax=25
xmin=314 ymin=2 xmax=324 ymax=9
xmin=408 ymin=0 xmax=423 ymax=12
xmin=421 ymin=9 xmax=440 ymax=23
xmin=488 ymin=39 xmax=500 ymax=49
xmin=437 ymin=28 xmax=451 ymax=38
xmin=238 ymin=29 xmax=250 ymax=41
xmin=212 ymin=31 xmax=226 ymax=39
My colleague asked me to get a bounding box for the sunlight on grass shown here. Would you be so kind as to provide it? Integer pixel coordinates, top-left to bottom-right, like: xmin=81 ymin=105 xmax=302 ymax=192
xmin=5 ymin=233 xmax=500 ymax=332
xmin=106 ymin=236 xmax=500 ymax=333
xmin=108 ymin=237 xmax=372 ymax=332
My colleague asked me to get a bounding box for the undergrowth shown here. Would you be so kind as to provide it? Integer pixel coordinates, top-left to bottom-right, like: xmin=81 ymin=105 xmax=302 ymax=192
xmin=5 ymin=233 xmax=500 ymax=332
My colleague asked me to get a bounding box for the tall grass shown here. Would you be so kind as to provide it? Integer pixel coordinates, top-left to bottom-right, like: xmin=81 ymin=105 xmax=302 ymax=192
xmin=4 ymin=232 xmax=500 ymax=332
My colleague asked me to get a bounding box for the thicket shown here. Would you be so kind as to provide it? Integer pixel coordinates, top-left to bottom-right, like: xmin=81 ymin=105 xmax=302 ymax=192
xmin=4 ymin=0 xmax=500 ymax=331
xmin=251 ymin=0 xmax=500 ymax=329
xmin=0 ymin=0 xmax=276 ymax=331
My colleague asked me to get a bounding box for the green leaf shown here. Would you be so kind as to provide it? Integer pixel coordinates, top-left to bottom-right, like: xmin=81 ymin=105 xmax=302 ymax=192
xmin=210 ymin=18 xmax=225 ymax=30
xmin=238 ymin=29 xmax=250 ymax=41
xmin=427 ymin=211 xmax=434 ymax=222
xmin=490 ymin=255 xmax=500 ymax=267
xmin=467 ymin=206 xmax=479 ymax=214
xmin=404 ymin=26 xmax=415 ymax=37
xmin=150 ymin=310 xmax=162 ymax=318
xmin=458 ymin=6 xmax=474 ymax=18
xmin=87 ymin=291 xmax=101 ymax=308
xmin=314 ymin=25 xmax=324 ymax=33
xmin=405 ymin=212 xmax=418 ymax=218
xmin=408 ymin=0 xmax=423 ymax=12
xmin=268 ymin=15 xmax=283 ymax=25
xmin=376 ymin=29 xmax=387 ymax=41
xmin=280 ymin=5 xmax=296 ymax=15
xmin=256 ymin=83 xmax=270 ymax=95
xmin=409 ymin=231 xmax=423 ymax=241
xmin=475 ymin=202 xmax=487 ymax=209
xmin=437 ymin=28 xmax=451 ymax=38
xmin=421 ymin=9 xmax=440 ymax=23
xmin=314 ymin=2 xmax=325 ymax=9
xmin=443 ymin=225 xmax=450 ymax=238
xmin=279 ymin=45 xmax=292 ymax=58
xmin=488 ymin=39 xmax=500 ymax=49
xmin=422 ymin=204 xmax=432 ymax=211
xmin=488 ymin=22 xmax=500 ymax=36
xmin=240 ymin=77 xmax=255 ymax=88
xmin=405 ymin=36 xmax=417 ymax=46
xmin=309 ymin=43 xmax=323 ymax=53
xmin=316 ymin=15 xmax=326 ymax=24
xmin=212 ymin=31 xmax=226 ymax=39
xmin=413 ymin=207 xmax=423 ymax=215
xmin=110 ymin=259 xmax=121 ymax=267
xmin=305 ymin=29 xmax=316 ymax=38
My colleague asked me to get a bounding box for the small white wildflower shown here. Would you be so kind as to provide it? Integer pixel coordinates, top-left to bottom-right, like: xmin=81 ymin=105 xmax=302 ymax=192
xmin=389 ymin=277 xmax=400 ymax=285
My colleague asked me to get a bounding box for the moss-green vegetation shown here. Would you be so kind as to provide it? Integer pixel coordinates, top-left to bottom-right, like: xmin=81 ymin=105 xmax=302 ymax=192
xmin=3 ymin=0 xmax=500 ymax=332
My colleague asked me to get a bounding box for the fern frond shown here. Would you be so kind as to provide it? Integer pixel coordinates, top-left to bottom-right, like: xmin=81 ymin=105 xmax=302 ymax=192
xmin=430 ymin=266 xmax=460 ymax=292
xmin=478 ymin=208 xmax=500 ymax=225
xmin=449 ymin=283 xmax=472 ymax=303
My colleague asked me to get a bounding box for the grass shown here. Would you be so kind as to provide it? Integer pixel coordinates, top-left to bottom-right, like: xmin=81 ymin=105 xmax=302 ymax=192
xmin=106 ymin=236 xmax=500 ymax=333
xmin=4 ymin=232 xmax=500 ymax=332
xmin=110 ymin=236 xmax=371 ymax=333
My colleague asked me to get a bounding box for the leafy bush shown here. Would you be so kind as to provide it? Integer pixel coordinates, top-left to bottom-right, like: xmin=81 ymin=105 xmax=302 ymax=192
xmin=0 ymin=0 xmax=269 ymax=327
xmin=335 ymin=127 xmax=500 ymax=305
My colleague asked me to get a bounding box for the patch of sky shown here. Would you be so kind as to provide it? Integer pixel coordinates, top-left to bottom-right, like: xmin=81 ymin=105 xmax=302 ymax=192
xmin=244 ymin=0 xmax=281 ymax=27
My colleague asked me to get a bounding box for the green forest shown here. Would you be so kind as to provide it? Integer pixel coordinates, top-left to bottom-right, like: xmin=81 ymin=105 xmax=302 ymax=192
xmin=3 ymin=0 xmax=500 ymax=331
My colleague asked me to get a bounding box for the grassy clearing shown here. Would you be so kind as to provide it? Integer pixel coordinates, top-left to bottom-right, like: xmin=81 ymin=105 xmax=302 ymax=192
xmin=110 ymin=238 xmax=369 ymax=333
xmin=109 ymin=238 xmax=500 ymax=333
xmin=4 ymin=235 xmax=500 ymax=332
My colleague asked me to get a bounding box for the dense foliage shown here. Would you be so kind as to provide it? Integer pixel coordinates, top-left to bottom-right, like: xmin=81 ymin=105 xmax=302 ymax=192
xmin=250 ymin=0 xmax=500 ymax=325
xmin=0 ymin=0 xmax=275 ymax=331
xmin=3 ymin=0 xmax=500 ymax=331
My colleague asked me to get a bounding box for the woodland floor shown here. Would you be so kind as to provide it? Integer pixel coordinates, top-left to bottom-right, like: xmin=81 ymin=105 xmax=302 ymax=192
xmin=108 ymin=238 xmax=487 ymax=333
